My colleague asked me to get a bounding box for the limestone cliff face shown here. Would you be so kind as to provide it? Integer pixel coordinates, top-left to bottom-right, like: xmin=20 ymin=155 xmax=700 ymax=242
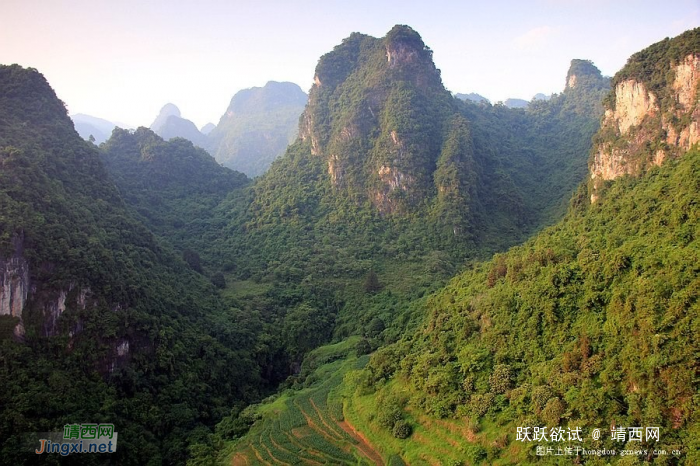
xmin=591 ymin=56 xmax=698 ymax=184
xmin=590 ymin=29 xmax=700 ymax=201
xmin=0 ymin=234 xmax=95 ymax=338
xmin=607 ymin=80 xmax=659 ymax=135
xmin=386 ymin=40 xmax=419 ymax=68
xmin=0 ymin=236 xmax=29 ymax=337
xmin=667 ymin=54 xmax=700 ymax=149
xmin=0 ymin=231 xmax=129 ymax=370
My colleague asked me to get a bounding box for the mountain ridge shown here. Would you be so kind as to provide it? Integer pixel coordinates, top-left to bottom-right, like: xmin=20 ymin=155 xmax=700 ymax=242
xmin=590 ymin=27 xmax=700 ymax=202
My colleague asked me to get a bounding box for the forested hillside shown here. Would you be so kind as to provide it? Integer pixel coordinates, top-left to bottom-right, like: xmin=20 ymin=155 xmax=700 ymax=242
xmin=100 ymin=127 xmax=249 ymax=271
xmin=351 ymin=147 xmax=698 ymax=464
xmin=215 ymin=28 xmax=698 ymax=466
xmin=1 ymin=23 xmax=696 ymax=466
xmin=198 ymin=26 xmax=608 ymax=343
xmin=0 ymin=65 xmax=266 ymax=465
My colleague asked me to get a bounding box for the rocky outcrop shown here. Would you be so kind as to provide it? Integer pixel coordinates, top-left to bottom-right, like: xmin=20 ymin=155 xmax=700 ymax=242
xmin=39 ymin=283 xmax=92 ymax=337
xmin=0 ymin=234 xmax=29 ymax=337
xmin=0 ymin=256 xmax=29 ymax=336
xmin=372 ymin=130 xmax=415 ymax=209
xmin=674 ymin=54 xmax=700 ymax=110
xmin=590 ymin=47 xmax=699 ymax=201
xmin=373 ymin=164 xmax=415 ymax=213
xmin=0 ymin=233 xmax=95 ymax=337
xmin=297 ymin=26 xmax=456 ymax=215
xmin=386 ymin=40 xmax=419 ymax=67
xmin=328 ymin=154 xmax=344 ymax=185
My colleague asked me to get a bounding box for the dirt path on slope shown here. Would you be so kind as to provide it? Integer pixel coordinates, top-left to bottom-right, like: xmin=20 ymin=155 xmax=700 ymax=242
xmin=338 ymin=419 xmax=384 ymax=466
xmin=230 ymin=451 xmax=250 ymax=466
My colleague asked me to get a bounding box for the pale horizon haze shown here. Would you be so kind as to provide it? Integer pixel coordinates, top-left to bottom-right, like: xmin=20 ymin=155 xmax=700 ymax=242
xmin=1 ymin=0 xmax=698 ymax=129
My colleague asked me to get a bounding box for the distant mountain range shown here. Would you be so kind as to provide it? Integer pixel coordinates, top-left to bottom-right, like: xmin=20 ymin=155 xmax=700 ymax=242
xmin=455 ymin=92 xmax=553 ymax=108
xmin=454 ymin=92 xmax=489 ymax=104
xmin=72 ymin=82 xmax=308 ymax=178
xmin=77 ymin=83 xmax=561 ymax=174
xmin=71 ymin=113 xmax=118 ymax=144
xmin=147 ymin=82 xmax=308 ymax=177
xmin=150 ymin=103 xmax=209 ymax=148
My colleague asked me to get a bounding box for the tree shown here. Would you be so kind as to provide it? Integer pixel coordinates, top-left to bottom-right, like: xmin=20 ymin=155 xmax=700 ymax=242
xmin=211 ymin=272 xmax=226 ymax=289
xmin=282 ymin=304 xmax=334 ymax=359
xmin=363 ymin=269 xmax=382 ymax=293
xmin=356 ymin=338 xmax=372 ymax=355
xmin=183 ymin=249 xmax=203 ymax=273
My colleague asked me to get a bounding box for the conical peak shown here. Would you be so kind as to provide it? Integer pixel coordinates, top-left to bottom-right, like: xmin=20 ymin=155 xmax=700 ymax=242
xmin=385 ymin=25 xmax=431 ymax=67
xmin=385 ymin=25 xmax=424 ymax=47
xmin=566 ymin=59 xmax=603 ymax=89
xmin=159 ymin=103 xmax=181 ymax=118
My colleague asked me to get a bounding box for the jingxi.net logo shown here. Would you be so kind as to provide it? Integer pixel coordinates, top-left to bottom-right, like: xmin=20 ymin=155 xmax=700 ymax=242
xmin=33 ymin=424 xmax=118 ymax=456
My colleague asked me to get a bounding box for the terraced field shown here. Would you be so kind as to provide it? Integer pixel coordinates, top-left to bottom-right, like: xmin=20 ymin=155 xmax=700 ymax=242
xmin=228 ymin=343 xmax=385 ymax=465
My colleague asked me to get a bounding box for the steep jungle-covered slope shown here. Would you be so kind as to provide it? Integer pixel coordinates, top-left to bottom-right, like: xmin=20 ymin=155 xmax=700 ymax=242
xmin=457 ymin=58 xmax=609 ymax=247
xmin=351 ymin=29 xmax=699 ymax=464
xmin=100 ymin=127 xmax=249 ymax=272
xmin=354 ymin=148 xmax=698 ymax=464
xmin=0 ymin=65 xmax=266 ymax=465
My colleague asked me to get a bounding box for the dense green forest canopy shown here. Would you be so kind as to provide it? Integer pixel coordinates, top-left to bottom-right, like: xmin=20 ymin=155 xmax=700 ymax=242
xmin=198 ymin=27 xmax=698 ymax=466
xmin=100 ymin=127 xmax=249 ymax=260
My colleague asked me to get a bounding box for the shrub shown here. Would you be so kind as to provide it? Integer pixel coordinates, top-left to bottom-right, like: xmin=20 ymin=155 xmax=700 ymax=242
xmin=541 ymin=397 xmax=565 ymax=426
xmin=489 ymin=364 xmax=513 ymax=394
xmin=356 ymin=338 xmax=372 ymax=355
xmin=531 ymin=385 xmax=554 ymax=413
xmin=465 ymin=445 xmax=488 ymax=463
xmin=364 ymin=269 xmax=382 ymax=293
xmin=377 ymin=402 xmax=404 ymax=429
xmin=392 ymin=420 xmax=412 ymax=439
xmin=468 ymin=393 xmax=494 ymax=418
xmin=210 ymin=272 xmax=226 ymax=288
xmin=467 ymin=417 xmax=480 ymax=434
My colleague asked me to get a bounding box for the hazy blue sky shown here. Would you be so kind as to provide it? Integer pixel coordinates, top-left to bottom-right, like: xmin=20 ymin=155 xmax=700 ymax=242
xmin=2 ymin=0 xmax=698 ymax=128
